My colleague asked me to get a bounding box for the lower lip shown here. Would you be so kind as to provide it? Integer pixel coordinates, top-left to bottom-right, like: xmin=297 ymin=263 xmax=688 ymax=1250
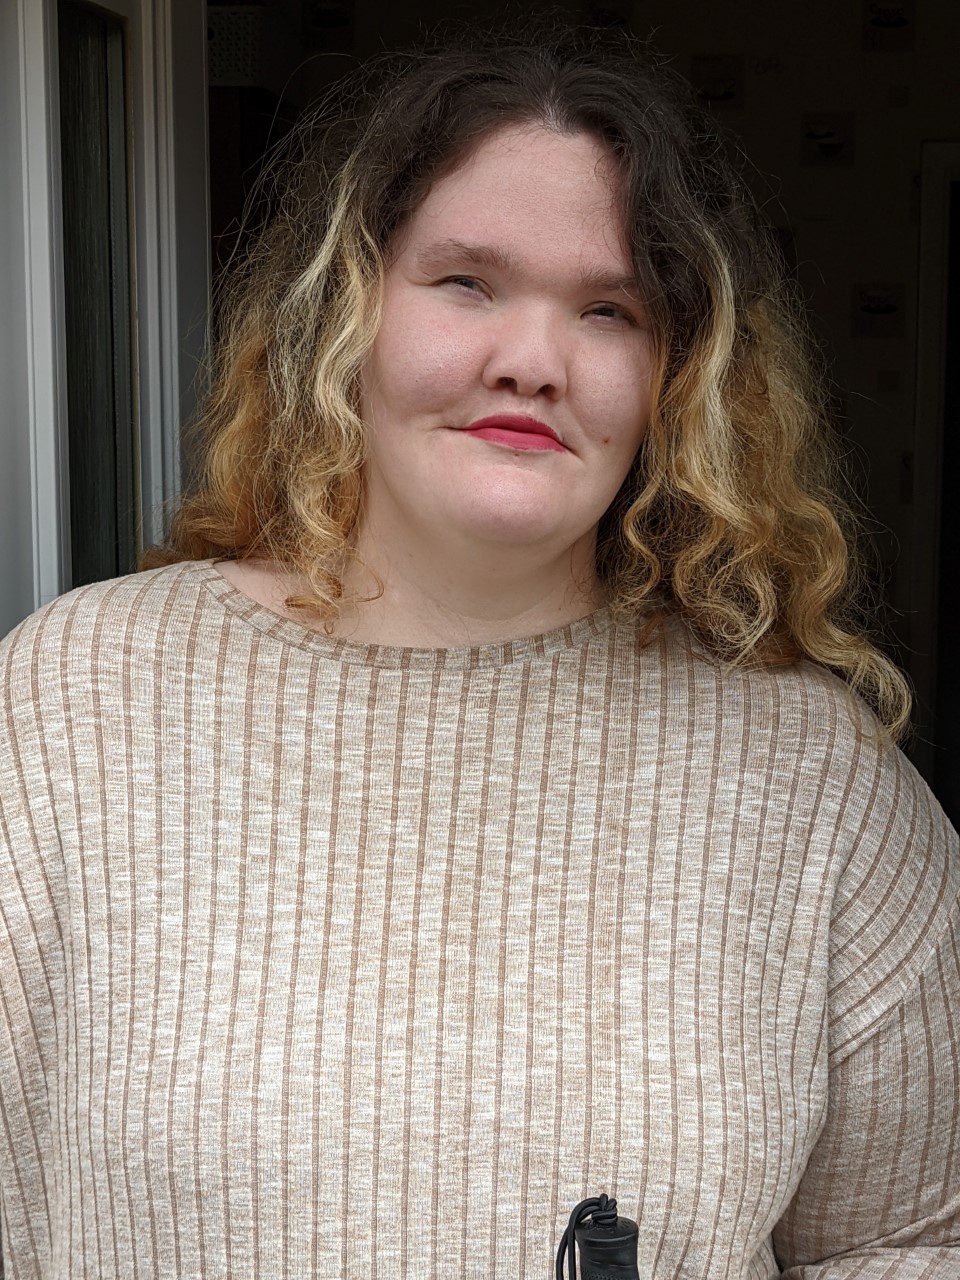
xmin=461 ymin=427 xmax=568 ymax=452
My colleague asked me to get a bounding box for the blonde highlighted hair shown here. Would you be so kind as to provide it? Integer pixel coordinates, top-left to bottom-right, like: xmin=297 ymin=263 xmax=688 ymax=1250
xmin=143 ymin=22 xmax=910 ymax=737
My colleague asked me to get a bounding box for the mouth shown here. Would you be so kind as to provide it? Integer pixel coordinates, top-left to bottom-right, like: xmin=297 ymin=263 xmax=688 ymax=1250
xmin=458 ymin=415 xmax=569 ymax=453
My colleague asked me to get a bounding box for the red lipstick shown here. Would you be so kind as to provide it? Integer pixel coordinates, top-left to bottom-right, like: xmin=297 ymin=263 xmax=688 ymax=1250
xmin=459 ymin=415 xmax=568 ymax=453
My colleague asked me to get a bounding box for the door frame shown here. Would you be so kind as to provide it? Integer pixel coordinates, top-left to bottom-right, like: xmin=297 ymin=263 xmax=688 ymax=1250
xmin=0 ymin=0 xmax=209 ymax=633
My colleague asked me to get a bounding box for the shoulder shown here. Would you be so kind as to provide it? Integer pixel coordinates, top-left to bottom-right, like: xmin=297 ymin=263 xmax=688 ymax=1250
xmin=708 ymin=659 xmax=959 ymax=1065
xmin=1 ymin=559 xmax=210 ymax=648
xmin=638 ymin=620 xmax=956 ymax=911
xmin=629 ymin=612 xmax=886 ymax=775
xmin=670 ymin=622 xmax=947 ymax=859
xmin=0 ymin=561 xmax=219 ymax=722
xmin=650 ymin=623 xmax=959 ymax=1054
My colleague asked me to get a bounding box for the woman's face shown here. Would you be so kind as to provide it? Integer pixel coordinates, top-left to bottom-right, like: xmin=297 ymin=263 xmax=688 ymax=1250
xmin=358 ymin=124 xmax=654 ymax=575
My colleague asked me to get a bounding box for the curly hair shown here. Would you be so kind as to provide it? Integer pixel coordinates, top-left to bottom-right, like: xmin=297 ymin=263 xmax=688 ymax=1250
xmin=142 ymin=21 xmax=911 ymax=737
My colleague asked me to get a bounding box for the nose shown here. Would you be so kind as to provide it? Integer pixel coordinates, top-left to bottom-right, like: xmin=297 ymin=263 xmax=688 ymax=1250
xmin=480 ymin=305 xmax=568 ymax=400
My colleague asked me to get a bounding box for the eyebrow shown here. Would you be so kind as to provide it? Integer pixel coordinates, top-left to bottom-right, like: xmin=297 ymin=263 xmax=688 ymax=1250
xmin=413 ymin=238 xmax=642 ymax=299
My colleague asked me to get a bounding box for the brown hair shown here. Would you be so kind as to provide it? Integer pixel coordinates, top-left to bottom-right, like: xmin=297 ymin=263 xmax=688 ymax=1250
xmin=143 ymin=21 xmax=910 ymax=736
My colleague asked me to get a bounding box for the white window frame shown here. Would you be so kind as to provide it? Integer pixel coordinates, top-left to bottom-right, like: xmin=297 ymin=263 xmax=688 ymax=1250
xmin=0 ymin=0 xmax=209 ymax=634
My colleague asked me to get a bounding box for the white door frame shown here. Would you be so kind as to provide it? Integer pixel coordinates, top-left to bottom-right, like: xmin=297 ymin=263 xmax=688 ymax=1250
xmin=911 ymin=141 xmax=960 ymax=777
xmin=0 ymin=0 xmax=209 ymax=635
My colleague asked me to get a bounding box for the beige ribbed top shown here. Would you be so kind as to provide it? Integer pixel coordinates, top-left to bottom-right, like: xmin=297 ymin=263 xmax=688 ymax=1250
xmin=0 ymin=560 xmax=957 ymax=1279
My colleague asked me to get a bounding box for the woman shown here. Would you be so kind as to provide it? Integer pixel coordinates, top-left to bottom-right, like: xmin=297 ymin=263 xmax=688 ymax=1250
xmin=1 ymin=23 xmax=957 ymax=1279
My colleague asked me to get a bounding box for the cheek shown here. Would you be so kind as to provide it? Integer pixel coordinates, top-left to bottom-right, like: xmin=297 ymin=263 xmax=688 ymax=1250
xmin=586 ymin=346 xmax=652 ymax=450
xmin=365 ymin=307 xmax=479 ymax=422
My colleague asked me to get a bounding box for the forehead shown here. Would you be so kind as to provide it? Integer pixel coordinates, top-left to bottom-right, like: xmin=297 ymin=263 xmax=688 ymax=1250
xmin=399 ymin=124 xmax=632 ymax=277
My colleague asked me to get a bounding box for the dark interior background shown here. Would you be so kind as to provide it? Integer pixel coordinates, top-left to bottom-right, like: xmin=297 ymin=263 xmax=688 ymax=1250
xmin=205 ymin=0 xmax=957 ymax=814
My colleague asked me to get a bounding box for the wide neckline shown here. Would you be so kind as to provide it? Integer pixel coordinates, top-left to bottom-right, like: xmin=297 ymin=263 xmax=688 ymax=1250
xmin=190 ymin=560 xmax=618 ymax=671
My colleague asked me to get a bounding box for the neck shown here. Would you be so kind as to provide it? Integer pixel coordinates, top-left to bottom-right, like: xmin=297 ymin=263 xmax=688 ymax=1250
xmin=331 ymin=522 xmax=605 ymax=647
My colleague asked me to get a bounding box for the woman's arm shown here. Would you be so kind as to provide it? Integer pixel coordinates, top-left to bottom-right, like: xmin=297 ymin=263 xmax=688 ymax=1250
xmin=773 ymin=753 xmax=960 ymax=1277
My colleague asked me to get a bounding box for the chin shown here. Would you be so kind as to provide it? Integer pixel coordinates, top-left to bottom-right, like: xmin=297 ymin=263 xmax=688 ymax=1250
xmin=453 ymin=507 xmax=578 ymax=549
xmin=450 ymin=479 xmax=576 ymax=536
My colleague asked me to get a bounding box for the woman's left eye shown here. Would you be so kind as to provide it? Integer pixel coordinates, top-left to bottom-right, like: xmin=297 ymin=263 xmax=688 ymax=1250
xmin=586 ymin=303 xmax=635 ymax=325
xmin=444 ymin=276 xmax=485 ymax=294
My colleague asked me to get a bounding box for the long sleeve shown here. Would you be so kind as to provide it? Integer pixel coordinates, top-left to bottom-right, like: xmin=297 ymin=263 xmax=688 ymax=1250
xmin=773 ymin=743 xmax=960 ymax=1277
xmin=1 ymin=562 xmax=958 ymax=1278
xmin=0 ymin=608 xmax=63 ymax=1278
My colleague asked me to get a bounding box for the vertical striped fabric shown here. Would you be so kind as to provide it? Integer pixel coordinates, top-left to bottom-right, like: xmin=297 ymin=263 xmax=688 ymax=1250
xmin=0 ymin=560 xmax=957 ymax=1279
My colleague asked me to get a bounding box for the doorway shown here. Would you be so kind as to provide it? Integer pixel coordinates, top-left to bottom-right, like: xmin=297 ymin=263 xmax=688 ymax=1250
xmin=58 ymin=0 xmax=139 ymax=587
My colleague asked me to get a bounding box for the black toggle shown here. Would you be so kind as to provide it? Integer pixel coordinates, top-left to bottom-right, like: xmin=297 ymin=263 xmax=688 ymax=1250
xmin=555 ymin=1193 xmax=640 ymax=1279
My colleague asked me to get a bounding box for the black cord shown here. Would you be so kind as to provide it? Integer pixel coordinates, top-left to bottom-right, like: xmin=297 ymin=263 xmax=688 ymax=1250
xmin=555 ymin=1194 xmax=619 ymax=1280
